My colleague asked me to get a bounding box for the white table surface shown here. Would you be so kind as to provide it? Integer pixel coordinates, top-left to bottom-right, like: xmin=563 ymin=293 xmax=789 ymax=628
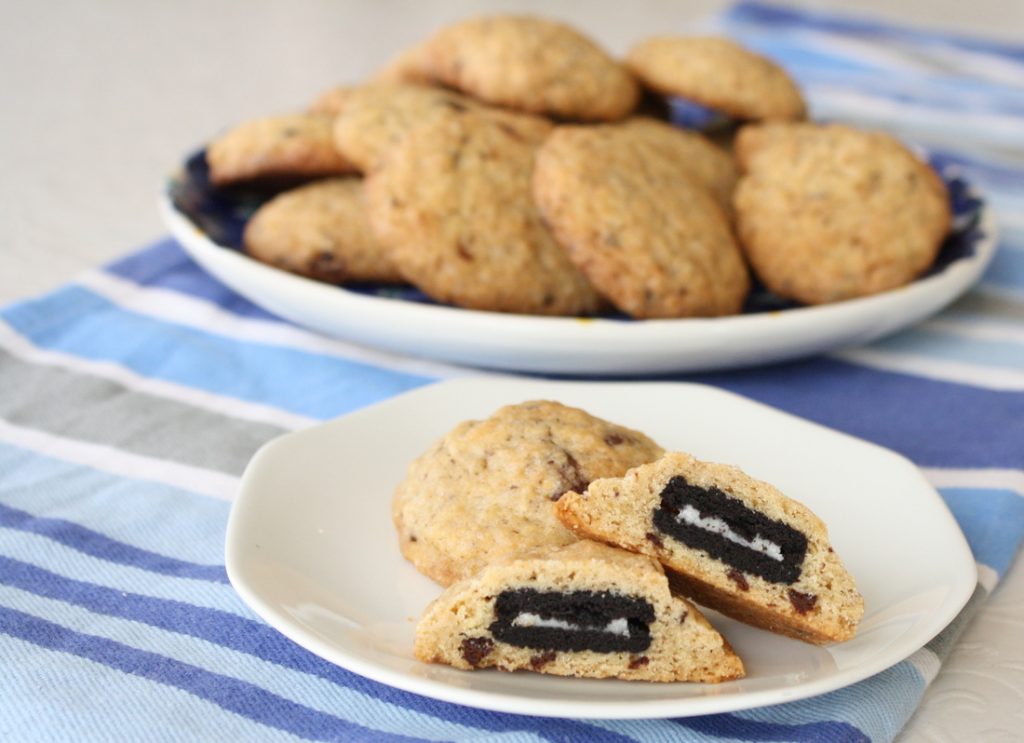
xmin=4 ymin=2 xmax=1023 ymax=740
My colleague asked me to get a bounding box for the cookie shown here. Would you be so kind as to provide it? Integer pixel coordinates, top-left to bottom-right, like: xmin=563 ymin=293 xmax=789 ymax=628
xmin=415 ymin=540 xmax=744 ymax=682
xmin=557 ymin=452 xmax=865 ymax=645
xmin=393 ymin=400 xmax=664 ymax=586
xmin=733 ymin=123 xmax=951 ymax=305
xmin=333 ymin=84 xmax=483 ymax=173
xmin=205 ymin=113 xmax=356 ymax=186
xmin=366 ymin=109 xmax=602 ymax=315
xmin=422 ymin=15 xmax=638 ymax=121
xmin=242 ymin=178 xmax=402 ymax=284
xmin=308 ymin=85 xmax=356 ymax=116
xmin=626 ymin=36 xmax=806 ymax=122
xmin=533 ymin=124 xmax=750 ymax=318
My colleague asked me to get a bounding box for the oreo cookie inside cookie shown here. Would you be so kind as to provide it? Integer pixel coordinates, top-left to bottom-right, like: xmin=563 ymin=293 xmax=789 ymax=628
xmin=489 ymin=588 xmax=654 ymax=653
xmin=653 ymin=475 xmax=807 ymax=584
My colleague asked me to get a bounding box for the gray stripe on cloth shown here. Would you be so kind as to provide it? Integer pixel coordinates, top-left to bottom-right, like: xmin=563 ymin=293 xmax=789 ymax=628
xmin=951 ymin=291 xmax=1024 ymax=320
xmin=0 ymin=348 xmax=286 ymax=475
xmin=924 ymin=582 xmax=989 ymax=660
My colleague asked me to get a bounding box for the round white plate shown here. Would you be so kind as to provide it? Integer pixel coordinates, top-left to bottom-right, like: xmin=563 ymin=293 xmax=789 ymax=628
xmin=225 ymin=378 xmax=977 ymax=719
xmin=160 ymin=155 xmax=997 ymax=376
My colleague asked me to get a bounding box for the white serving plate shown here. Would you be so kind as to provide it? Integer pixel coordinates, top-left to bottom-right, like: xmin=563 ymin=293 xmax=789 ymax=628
xmin=225 ymin=378 xmax=977 ymax=719
xmin=159 ymin=157 xmax=996 ymax=376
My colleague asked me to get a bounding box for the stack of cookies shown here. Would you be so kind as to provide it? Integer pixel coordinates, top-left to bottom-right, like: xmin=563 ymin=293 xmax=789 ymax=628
xmin=204 ymin=14 xmax=951 ymax=319
xmin=397 ymin=400 xmax=864 ymax=683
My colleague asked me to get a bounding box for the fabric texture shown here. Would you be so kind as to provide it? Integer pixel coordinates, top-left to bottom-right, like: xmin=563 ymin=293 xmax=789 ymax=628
xmin=2 ymin=3 xmax=1023 ymax=741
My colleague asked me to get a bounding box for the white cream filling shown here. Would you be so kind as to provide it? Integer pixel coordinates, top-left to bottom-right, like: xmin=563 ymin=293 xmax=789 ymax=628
xmin=676 ymin=504 xmax=784 ymax=562
xmin=511 ymin=613 xmax=631 ymax=637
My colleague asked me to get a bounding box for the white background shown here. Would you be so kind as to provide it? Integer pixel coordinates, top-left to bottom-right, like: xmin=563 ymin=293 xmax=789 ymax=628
xmin=3 ymin=2 xmax=1023 ymax=740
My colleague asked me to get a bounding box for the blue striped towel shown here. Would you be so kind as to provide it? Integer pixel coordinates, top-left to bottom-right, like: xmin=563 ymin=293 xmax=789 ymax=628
xmin=2 ymin=3 xmax=1022 ymax=741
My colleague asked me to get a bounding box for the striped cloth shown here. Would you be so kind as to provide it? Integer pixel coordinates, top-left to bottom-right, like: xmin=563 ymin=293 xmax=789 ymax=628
xmin=2 ymin=2 xmax=1022 ymax=741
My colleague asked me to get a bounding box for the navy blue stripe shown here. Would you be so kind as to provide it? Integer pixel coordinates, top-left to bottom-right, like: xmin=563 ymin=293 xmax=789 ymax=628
xmin=727 ymin=1 xmax=1024 ymax=62
xmin=0 ymin=605 xmax=420 ymax=743
xmin=683 ymin=357 xmax=1024 ymax=469
xmin=0 ymin=556 xmax=634 ymax=742
xmin=0 ymin=502 xmax=228 ymax=584
xmin=104 ymin=240 xmax=278 ymax=320
xmin=675 ymin=712 xmax=869 ymax=742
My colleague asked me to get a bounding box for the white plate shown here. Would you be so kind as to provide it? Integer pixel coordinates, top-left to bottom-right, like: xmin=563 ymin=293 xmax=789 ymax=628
xmin=160 ymin=157 xmax=997 ymax=376
xmin=225 ymin=378 xmax=977 ymax=719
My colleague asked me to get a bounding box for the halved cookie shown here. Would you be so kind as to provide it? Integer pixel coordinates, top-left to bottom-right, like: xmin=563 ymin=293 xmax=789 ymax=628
xmin=557 ymin=452 xmax=864 ymax=644
xmin=414 ymin=540 xmax=745 ymax=682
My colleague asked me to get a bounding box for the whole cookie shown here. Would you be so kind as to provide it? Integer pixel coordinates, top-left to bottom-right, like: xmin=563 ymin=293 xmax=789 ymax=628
xmin=308 ymin=85 xmax=356 ymax=116
xmin=615 ymin=117 xmax=739 ymax=215
xmin=733 ymin=123 xmax=951 ymax=304
xmin=243 ymin=178 xmax=402 ymax=284
xmin=627 ymin=36 xmax=806 ymax=122
xmin=206 ymin=113 xmax=356 ymax=186
xmin=393 ymin=400 xmax=664 ymax=586
xmin=366 ymin=109 xmax=602 ymax=315
xmin=533 ymin=124 xmax=750 ymax=318
xmin=333 ymin=84 xmax=483 ymax=173
xmin=370 ymin=43 xmax=436 ymax=85
xmin=422 ymin=15 xmax=638 ymax=121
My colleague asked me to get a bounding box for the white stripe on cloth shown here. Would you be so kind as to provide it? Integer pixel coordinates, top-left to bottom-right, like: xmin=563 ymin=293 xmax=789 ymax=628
xmin=905 ymin=647 xmax=942 ymax=685
xmin=77 ymin=270 xmax=479 ymax=381
xmin=922 ymin=318 xmax=1024 ymax=345
xmin=0 ymin=320 xmax=315 ymax=432
xmin=0 ymin=419 xmax=236 ymax=502
xmin=831 ymin=347 xmax=1024 ymax=391
xmin=921 ymin=467 xmax=1024 ymax=497
xmin=978 ymin=564 xmax=999 ymax=593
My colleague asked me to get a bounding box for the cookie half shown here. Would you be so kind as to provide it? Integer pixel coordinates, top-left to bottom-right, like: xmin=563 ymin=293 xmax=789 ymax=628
xmin=367 ymin=109 xmax=602 ymax=315
xmin=557 ymin=452 xmax=864 ymax=644
xmin=393 ymin=400 xmax=663 ymax=586
xmin=533 ymin=124 xmax=750 ymax=318
xmin=243 ymin=178 xmax=402 ymax=284
xmin=422 ymin=15 xmax=638 ymax=121
xmin=205 ymin=113 xmax=356 ymax=186
xmin=415 ymin=540 xmax=745 ymax=682
xmin=627 ymin=36 xmax=806 ymax=122
xmin=733 ymin=123 xmax=951 ymax=304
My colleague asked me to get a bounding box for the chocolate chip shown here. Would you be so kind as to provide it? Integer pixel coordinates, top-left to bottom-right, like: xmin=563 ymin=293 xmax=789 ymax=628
xmin=727 ymin=568 xmax=749 ymax=592
xmin=529 ymin=651 xmax=557 ymax=670
xmin=455 ymin=241 xmax=474 ymax=261
xmin=408 ymin=534 xmax=417 ymax=542
xmin=788 ymin=589 xmax=818 ymax=615
xmin=550 ymin=450 xmax=588 ymax=500
xmin=628 ymin=655 xmax=650 ymax=669
xmin=603 ymin=433 xmax=625 ymax=446
xmin=460 ymin=636 xmax=495 ymax=667
xmin=645 ymin=532 xmax=664 ymax=548
xmin=679 ymin=610 xmax=688 ymax=624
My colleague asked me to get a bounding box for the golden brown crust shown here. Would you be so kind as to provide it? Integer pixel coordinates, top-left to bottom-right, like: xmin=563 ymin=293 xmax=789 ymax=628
xmin=366 ymin=109 xmax=603 ymax=315
xmin=626 ymin=36 xmax=806 ymax=122
xmin=733 ymin=123 xmax=951 ymax=305
xmin=423 ymin=15 xmax=638 ymax=121
xmin=206 ymin=114 xmax=356 ymax=186
xmin=243 ymin=178 xmax=402 ymax=284
xmin=533 ymin=124 xmax=750 ymax=318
